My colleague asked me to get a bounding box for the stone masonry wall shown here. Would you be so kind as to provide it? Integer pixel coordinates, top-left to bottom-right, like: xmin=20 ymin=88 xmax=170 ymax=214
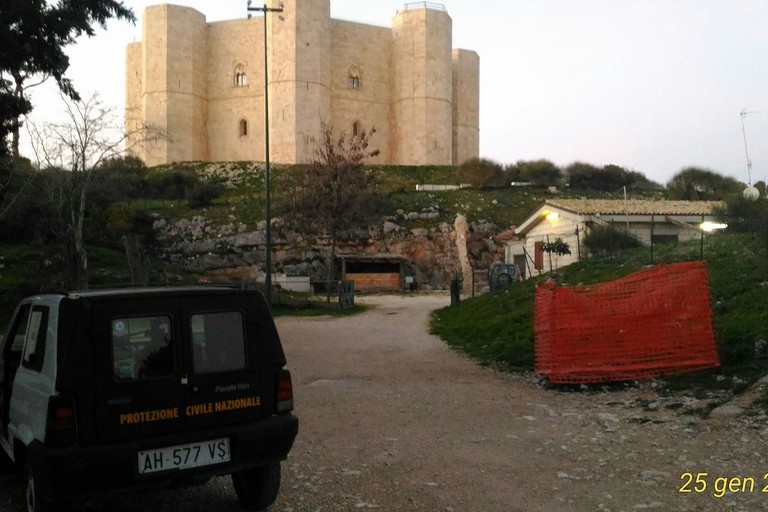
xmin=126 ymin=1 xmax=478 ymax=167
xmin=151 ymin=165 xmax=504 ymax=290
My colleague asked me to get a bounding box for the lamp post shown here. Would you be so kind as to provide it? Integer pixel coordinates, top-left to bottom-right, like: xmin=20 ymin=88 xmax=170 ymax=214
xmin=247 ymin=1 xmax=283 ymax=305
xmin=700 ymin=221 xmax=728 ymax=260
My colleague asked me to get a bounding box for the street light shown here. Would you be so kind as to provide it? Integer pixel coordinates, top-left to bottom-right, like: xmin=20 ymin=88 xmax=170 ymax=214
xmin=700 ymin=220 xmax=728 ymax=260
xmin=247 ymin=1 xmax=283 ymax=305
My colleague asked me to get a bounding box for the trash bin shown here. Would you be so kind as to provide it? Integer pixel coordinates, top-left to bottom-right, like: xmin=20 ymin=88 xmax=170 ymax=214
xmin=450 ymin=278 xmax=462 ymax=305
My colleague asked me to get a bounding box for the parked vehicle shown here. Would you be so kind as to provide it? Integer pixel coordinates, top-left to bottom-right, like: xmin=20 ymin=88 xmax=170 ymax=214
xmin=488 ymin=263 xmax=520 ymax=291
xmin=0 ymin=287 xmax=298 ymax=512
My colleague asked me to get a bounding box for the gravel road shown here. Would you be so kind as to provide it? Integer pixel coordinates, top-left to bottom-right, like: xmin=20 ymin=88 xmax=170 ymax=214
xmin=1 ymin=293 xmax=767 ymax=511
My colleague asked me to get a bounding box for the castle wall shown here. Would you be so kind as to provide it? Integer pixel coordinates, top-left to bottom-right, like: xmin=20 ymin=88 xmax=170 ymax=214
xmin=391 ymin=7 xmax=453 ymax=166
xmin=126 ymin=2 xmax=477 ymax=167
xmin=125 ymin=42 xmax=143 ymax=153
xmin=452 ymin=49 xmax=480 ymax=166
xmin=139 ymin=5 xmax=208 ymax=165
xmin=207 ymin=19 xmax=264 ymax=162
xmin=269 ymin=0 xmax=331 ymax=164
xmin=330 ymin=20 xmax=392 ymax=164
xmin=138 ymin=5 xmax=170 ymax=165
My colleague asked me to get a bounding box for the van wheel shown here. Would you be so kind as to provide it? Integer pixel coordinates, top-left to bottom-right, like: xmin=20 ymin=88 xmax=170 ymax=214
xmin=25 ymin=464 xmax=53 ymax=512
xmin=496 ymin=273 xmax=512 ymax=287
xmin=232 ymin=462 xmax=281 ymax=511
xmin=0 ymin=450 xmax=13 ymax=474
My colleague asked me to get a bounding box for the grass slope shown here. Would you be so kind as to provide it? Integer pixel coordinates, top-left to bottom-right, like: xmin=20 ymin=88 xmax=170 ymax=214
xmin=430 ymin=232 xmax=768 ymax=389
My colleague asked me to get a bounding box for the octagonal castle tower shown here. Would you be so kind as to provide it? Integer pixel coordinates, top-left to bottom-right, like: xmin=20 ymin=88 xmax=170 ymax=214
xmin=125 ymin=1 xmax=479 ymax=167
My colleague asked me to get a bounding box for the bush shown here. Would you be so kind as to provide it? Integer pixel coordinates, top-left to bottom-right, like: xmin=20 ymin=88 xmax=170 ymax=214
xmin=583 ymin=224 xmax=642 ymax=256
xmin=565 ymin=162 xmax=656 ymax=192
xmin=145 ymin=169 xmax=198 ymax=199
xmin=187 ymin=181 xmax=221 ymax=209
xmin=514 ymin=159 xmax=561 ymax=187
xmin=456 ymin=158 xmax=505 ymax=188
xmin=667 ymin=167 xmax=743 ymax=200
xmin=717 ymin=193 xmax=768 ymax=234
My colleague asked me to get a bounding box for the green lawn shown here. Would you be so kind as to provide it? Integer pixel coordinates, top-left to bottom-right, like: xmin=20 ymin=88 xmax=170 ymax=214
xmin=430 ymin=232 xmax=768 ymax=394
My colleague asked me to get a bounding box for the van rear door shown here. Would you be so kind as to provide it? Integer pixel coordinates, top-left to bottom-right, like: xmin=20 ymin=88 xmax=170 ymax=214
xmin=179 ymin=292 xmax=275 ymax=431
xmin=92 ymin=298 xmax=185 ymax=443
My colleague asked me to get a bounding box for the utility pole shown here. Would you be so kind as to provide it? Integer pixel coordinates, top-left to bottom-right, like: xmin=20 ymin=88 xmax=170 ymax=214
xmin=247 ymin=1 xmax=284 ymax=305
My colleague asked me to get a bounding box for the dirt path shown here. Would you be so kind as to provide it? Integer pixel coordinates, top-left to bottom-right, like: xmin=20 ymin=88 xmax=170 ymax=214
xmin=273 ymin=293 xmax=767 ymax=512
xmin=0 ymin=293 xmax=764 ymax=511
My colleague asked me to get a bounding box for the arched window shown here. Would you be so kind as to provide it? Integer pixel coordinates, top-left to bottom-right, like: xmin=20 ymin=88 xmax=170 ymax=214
xmin=352 ymin=121 xmax=360 ymax=137
xmin=347 ymin=65 xmax=362 ymax=90
xmin=239 ymin=119 xmax=248 ymax=137
xmin=234 ymin=65 xmax=247 ymax=87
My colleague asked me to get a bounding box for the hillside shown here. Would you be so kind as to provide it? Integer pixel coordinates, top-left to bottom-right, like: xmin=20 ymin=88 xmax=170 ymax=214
xmin=0 ymin=161 xmax=686 ymax=326
xmin=430 ymin=232 xmax=768 ymax=396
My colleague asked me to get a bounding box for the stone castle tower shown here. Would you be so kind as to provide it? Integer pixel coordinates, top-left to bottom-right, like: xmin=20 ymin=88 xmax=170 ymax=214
xmin=125 ymin=1 xmax=479 ymax=167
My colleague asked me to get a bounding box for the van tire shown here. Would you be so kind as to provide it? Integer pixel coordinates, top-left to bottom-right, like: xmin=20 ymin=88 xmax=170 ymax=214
xmin=232 ymin=462 xmax=281 ymax=511
xmin=25 ymin=463 xmax=53 ymax=512
xmin=0 ymin=450 xmax=13 ymax=474
xmin=494 ymin=273 xmax=513 ymax=289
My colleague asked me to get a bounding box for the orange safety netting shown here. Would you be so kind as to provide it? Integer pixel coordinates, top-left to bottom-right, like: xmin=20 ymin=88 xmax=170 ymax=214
xmin=534 ymin=261 xmax=719 ymax=384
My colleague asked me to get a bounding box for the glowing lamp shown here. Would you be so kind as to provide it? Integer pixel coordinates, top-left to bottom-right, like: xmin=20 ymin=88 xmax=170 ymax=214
xmin=700 ymin=222 xmax=727 ymax=232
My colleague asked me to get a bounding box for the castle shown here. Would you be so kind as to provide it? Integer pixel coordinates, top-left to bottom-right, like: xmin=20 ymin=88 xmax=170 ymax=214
xmin=125 ymin=1 xmax=479 ymax=167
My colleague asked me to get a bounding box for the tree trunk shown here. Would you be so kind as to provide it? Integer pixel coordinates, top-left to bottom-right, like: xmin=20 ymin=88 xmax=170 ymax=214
xmin=70 ymin=178 xmax=89 ymax=289
xmin=325 ymin=230 xmax=337 ymax=304
xmin=11 ymin=81 xmax=23 ymax=159
xmin=123 ymin=235 xmax=150 ymax=286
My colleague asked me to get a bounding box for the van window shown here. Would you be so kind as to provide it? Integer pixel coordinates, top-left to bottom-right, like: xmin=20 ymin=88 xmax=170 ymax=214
xmin=21 ymin=307 xmax=49 ymax=371
xmin=8 ymin=304 xmax=31 ymax=353
xmin=112 ymin=316 xmax=174 ymax=381
xmin=190 ymin=312 xmax=246 ymax=374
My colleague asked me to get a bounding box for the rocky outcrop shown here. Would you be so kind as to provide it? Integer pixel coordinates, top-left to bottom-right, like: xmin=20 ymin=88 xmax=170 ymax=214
xmin=153 ymin=209 xmax=505 ymax=290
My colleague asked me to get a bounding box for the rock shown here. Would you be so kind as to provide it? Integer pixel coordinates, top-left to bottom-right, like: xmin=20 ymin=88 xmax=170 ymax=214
xmin=640 ymin=470 xmax=670 ymax=482
xmin=709 ymin=404 xmax=744 ymax=417
xmin=633 ymin=502 xmax=665 ymax=509
xmin=383 ymin=221 xmax=402 ymax=233
xmin=597 ymin=413 xmax=619 ymax=423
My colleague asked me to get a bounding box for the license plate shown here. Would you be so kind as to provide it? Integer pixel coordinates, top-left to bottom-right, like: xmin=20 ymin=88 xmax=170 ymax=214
xmin=138 ymin=438 xmax=230 ymax=474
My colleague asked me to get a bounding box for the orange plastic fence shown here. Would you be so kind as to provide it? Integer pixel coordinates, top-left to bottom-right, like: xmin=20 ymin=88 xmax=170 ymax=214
xmin=535 ymin=261 xmax=719 ymax=384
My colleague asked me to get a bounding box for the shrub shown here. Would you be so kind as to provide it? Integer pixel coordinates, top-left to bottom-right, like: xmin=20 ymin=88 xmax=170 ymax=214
xmin=145 ymin=169 xmax=198 ymax=199
xmin=456 ymin=157 xmax=504 ymax=188
xmin=583 ymin=224 xmax=642 ymax=256
xmin=187 ymin=181 xmax=221 ymax=209
xmin=515 ymin=159 xmax=561 ymax=187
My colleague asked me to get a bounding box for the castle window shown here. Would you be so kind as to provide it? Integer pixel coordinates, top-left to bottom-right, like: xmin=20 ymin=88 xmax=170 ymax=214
xmin=352 ymin=121 xmax=360 ymax=137
xmin=239 ymin=119 xmax=248 ymax=137
xmin=234 ymin=65 xmax=247 ymax=87
xmin=347 ymin=65 xmax=362 ymax=90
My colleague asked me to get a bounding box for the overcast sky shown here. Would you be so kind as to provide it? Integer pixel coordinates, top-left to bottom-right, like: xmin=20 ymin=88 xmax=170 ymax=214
xmin=21 ymin=0 xmax=768 ymax=185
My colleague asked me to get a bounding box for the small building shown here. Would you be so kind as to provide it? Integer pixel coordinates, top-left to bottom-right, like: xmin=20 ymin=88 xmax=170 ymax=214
xmin=337 ymin=253 xmax=409 ymax=292
xmin=507 ymin=199 xmax=724 ymax=277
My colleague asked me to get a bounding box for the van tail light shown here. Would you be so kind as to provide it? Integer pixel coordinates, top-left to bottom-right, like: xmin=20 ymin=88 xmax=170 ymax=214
xmin=45 ymin=393 xmax=78 ymax=447
xmin=275 ymin=369 xmax=294 ymax=414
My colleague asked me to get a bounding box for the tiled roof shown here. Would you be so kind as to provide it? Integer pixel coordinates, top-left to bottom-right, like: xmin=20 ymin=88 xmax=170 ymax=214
xmin=546 ymin=199 xmax=723 ymax=216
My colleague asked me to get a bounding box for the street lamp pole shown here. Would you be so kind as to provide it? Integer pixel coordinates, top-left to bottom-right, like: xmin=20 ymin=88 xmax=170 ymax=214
xmin=247 ymin=1 xmax=283 ymax=305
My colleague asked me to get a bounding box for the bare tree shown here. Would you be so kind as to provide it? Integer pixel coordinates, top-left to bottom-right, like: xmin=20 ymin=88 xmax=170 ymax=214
xmin=26 ymin=92 xmax=162 ymax=289
xmin=280 ymin=124 xmax=384 ymax=302
xmin=0 ymin=157 xmax=36 ymax=220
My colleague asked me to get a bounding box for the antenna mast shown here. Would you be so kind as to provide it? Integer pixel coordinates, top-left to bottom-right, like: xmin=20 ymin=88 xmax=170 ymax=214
xmin=740 ymin=109 xmax=760 ymax=185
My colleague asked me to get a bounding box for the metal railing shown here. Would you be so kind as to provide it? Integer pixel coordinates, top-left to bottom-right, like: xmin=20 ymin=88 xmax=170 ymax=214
xmin=403 ymin=2 xmax=448 ymax=12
